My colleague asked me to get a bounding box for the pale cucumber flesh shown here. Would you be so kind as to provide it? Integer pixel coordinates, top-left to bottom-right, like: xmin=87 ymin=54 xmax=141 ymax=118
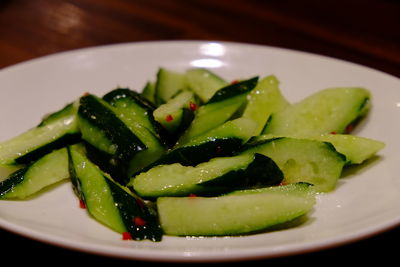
xmin=157 ymin=183 xmax=315 ymax=236
xmin=263 ymin=87 xmax=370 ymax=137
xmin=245 ymin=137 xmax=346 ymax=192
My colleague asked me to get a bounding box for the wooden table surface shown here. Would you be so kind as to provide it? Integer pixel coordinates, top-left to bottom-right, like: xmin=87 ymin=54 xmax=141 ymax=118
xmin=1 ymin=0 xmax=399 ymax=265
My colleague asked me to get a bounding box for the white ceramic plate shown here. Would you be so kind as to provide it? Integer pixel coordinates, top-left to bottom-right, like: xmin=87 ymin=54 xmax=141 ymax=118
xmin=0 ymin=41 xmax=399 ymax=262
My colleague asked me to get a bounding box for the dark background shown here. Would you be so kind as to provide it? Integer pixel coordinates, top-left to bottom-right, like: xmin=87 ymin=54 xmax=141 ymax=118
xmin=1 ymin=0 xmax=399 ymax=265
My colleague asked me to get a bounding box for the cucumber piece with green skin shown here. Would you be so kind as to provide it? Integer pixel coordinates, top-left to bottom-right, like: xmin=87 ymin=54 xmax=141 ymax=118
xmin=157 ymin=183 xmax=315 ymax=236
xmin=131 ymin=152 xmax=283 ymax=198
xmin=312 ymin=134 xmax=385 ymax=165
xmin=263 ymin=87 xmax=370 ymax=137
xmin=0 ymin=148 xmax=69 ymax=199
xmin=183 ymin=117 xmax=256 ymax=147
xmin=103 ymin=88 xmax=160 ymax=137
xmin=242 ymin=75 xmax=290 ymax=135
xmin=153 ymin=90 xmax=198 ymax=135
xmin=227 ymin=182 xmax=314 ymax=196
xmin=176 ymin=77 xmax=258 ymax=146
xmin=155 ymin=68 xmax=188 ymax=105
xmin=185 ymin=68 xmax=228 ymax=103
xmin=39 ymin=102 xmax=76 ymax=127
xmin=103 ymin=88 xmax=166 ymax=174
xmin=244 ymin=137 xmax=346 ymax=192
xmin=140 ymin=118 xmax=256 ymax=172
xmin=68 ymin=145 xmax=162 ymax=241
xmin=77 ymin=94 xmax=146 ymax=184
xmin=253 ymin=133 xmax=385 ymax=165
xmin=141 ymin=81 xmax=156 ymax=105
xmin=0 ymin=102 xmax=80 ymax=166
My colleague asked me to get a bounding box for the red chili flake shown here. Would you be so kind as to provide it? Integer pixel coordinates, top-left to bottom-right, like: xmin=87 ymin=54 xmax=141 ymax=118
xmin=79 ymin=199 xmax=86 ymax=209
xmin=189 ymin=101 xmax=198 ymax=111
xmin=345 ymin=124 xmax=353 ymax=133
xmin=278 ymin=181 xmax=287 ymax=186
xmin=122 ymin=231 xmax=132 ymax=240
xmin=330 ymin=131 xmax=337 ymax=135
xmin=83 ymin=92 xmax=90 ymax=96
xmin=215 ymin=146 xmax=223 ymax=154
xmin=165 ymin=114 xmax=174 ymax=122
xmin=133 ymin=216 xmax=146 ymax=227
xmin=230 ymin=80 xmax=240 ymax=85
xmin=188 ymin=193 xmax=197 ymax=198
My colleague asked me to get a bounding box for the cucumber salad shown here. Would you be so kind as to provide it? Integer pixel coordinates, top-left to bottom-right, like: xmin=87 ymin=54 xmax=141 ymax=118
xmin=0 ymin=68 xmax=385 ymax=241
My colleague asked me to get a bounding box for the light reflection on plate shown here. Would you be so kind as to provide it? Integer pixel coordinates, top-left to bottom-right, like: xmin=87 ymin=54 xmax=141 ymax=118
xmin=190 ymin=58 xmax=224 ymax=68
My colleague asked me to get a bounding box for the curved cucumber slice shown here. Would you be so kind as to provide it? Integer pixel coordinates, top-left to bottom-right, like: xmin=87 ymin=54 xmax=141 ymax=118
xmin=0 ymin=148 xmax=69 ymax=199
xmin=131 ymin=152 xmax=283 ymax=197
xmin=68 ymin=145 xmax=162 ymax=241
xmin=141 ymin=81 xmax=156 ymax=104
xmin=157 ymin=183 xmax=315 ymax=236
xmin=155 ymin=68 xmax=188 ymax=105
xmin=103 ymin=89 xmax=166 ymax=175
xmin=263 ymin=87 xmax=370 ymax=137
xmin=245 ymin=137 xmax=346 ymax=192
xmin=0 ymin=103 xmax=79 ymax=165
xmin=176 ymin=77 xmax=258 ymax=146
xmin=141 ymin=117 xmax=256 ymax=171
xmin=185 ymin=68 xmax=228 ymax=103
xmin=254 ymin=133 xmax=385 ymax=165
xmin=78 ymin=94 xmax=147 ymax=184
xmin=242 ymin=75 xmax=289 ymax=135
xmin=103 ymin=88 xmax=160 ymax=137
xmin=309 ymin=134 xmax=385 ymax=165
xmin=153 ymin=90 xmax=197 ymax=135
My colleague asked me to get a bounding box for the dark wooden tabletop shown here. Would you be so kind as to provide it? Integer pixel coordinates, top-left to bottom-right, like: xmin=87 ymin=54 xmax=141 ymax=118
xmin=1 ymin=0 xmax=399 ymax=265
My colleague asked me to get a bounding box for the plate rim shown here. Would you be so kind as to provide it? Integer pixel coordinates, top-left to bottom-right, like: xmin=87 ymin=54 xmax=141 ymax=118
xmin=1 ymin=40 xmax=398 ymax=80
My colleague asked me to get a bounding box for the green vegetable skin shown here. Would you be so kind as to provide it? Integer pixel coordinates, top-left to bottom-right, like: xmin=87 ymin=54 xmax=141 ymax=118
xmin=68 ymin=145 xmax=162 ymax=241
xmin=0 ymin=148 xmax=69 ymax=199
xmin=153 ymin=90 xmax=197 ymax=135
xmin=0 ymin=102 xmax=80 ymax=165
xmin=242 ymin=75 xmax=289 ymax=135
xmin=255 ymin=133 xmax=385 ymax=165
xmin=157 ymin=183 xmax=316 ymax=236
xmin=244 ymin=137 xmax=346 ymax=192
xmin=263 ymin=87 xmax=370 ymax=137
xmin=131 ymin=152 xmax=283 ymax=197
xmin=175 ymin=77 xmax=258 ymax=146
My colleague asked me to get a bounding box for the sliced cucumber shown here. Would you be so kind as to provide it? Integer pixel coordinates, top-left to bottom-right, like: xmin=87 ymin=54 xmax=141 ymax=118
xmin=77 ymin=94 xmax=146 ymax=184
xmin=263 ymin=87 xmax=370 ymax=137
xmin=141 ymin=81 xmax=156 ymax=105
xmin=103 ymin=88 xmax=160 ymax=137
xmin=254 ymin=133 xmax=385 ymax=165
xmin=184 ymin=117 xmax=256 ymax=147
xmin=155 ymin=68 xmax=188 ymax=105
xmin=0 ymin=102 xmax=80 ymax=165
xmin=157 ymin=183 xmax=315 ymax=236
xmin=144 ymin=118 xmax=256 ymax=170
xmin=244 ymin=137 xmax=346 ymax=192
xmin=185 ymin=68 xmax=228 ymax=102
xmin=103 ymin=88 xmax=166 ymax=174
xmin=0 ymin=148 xmax=69 ymax=199
xmin=68 ymin=145 xmax=162 ymax=241
xmin=242 ymin=75 xmax=289 ymax=135
xmin=311 ymin=134 xmax=385 ymax=165
xmin=176 ymin=77 xmax=258 ymax=146
xmin=131 ymin=152 xmax=282 ymax=198
xmin=39 ymin=102 xmax=76 ymax=127
xmin=153 ymin=90 xmax=198 ymax=135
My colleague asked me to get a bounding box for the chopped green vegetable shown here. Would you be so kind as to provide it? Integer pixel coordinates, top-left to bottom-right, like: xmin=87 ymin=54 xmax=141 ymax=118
xmin=0 ymin=67 xmax=384 ymax=241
